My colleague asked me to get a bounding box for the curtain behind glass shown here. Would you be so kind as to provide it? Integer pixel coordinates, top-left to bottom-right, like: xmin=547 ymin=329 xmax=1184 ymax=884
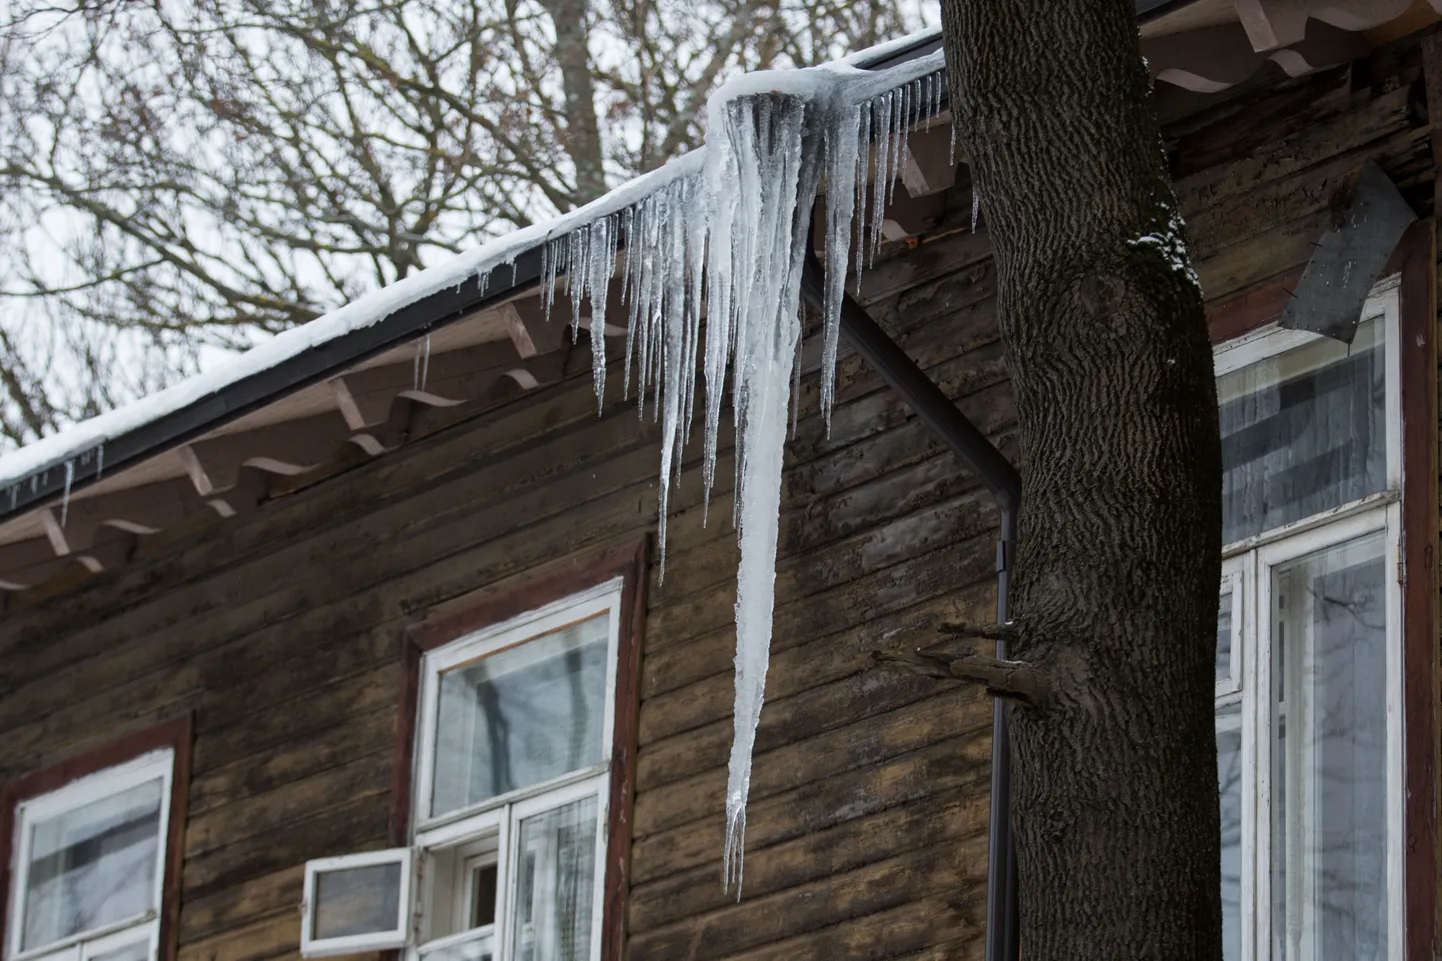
xmin=21 ymin=779 xmax=164 ymax=951
xmin=511 ymin=798 xmax=598 ymax=961
xmin=1218 ymin=321 xmax=1385 ymax=546
xmin=1271 ymin=535 xmax=1388 ymax=961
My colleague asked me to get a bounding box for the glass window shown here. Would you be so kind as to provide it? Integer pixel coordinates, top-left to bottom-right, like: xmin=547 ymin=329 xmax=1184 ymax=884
xmin=6 ymin=750 xmax=173 ymax=961
xmin=1210 ymin=285 xmax=1401 ymax=961
xmin=1269 ymin=534 xmax=1389 ymax=961
xmin=357 ymin=580 xmax=624 ymax=961
xmin=510 ymin=798 xmax=597 ymax=961
xmin=21 ymin=779 xmax=163 ymax=952
xmin=312 ymin=862 xmax=404 ymax=940
xmin=1218 ymin=318 xmax=1387 ymax=545
xmin=301 ymin=849 xmax=413 ymax=957
xmin=431 ymin=616 xmax=610 ymax=818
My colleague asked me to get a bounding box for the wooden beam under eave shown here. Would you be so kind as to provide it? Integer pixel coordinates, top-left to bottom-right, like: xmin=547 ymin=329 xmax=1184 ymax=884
xmin=34 ymin=478 xmax=204 ymax=555
xmin=1145 ymin=19 xmax=1368 ymax=92
xmin=179 ymin=411 xmax=355 ymax=495
xmin=901 ymin=125 xmax=958 ymax=198
xmin=1235 ymin=0 xmax=1416 ymax=51
xmin=0 ymin=538 xmax=73 ymax=590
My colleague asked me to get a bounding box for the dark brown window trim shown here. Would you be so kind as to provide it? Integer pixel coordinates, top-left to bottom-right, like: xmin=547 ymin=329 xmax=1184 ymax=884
xmin=1394 ymin=219 xmax=1438 ymax=961
xmin=1206 ymin=269 xmax=1303 ymax=344
xmin=1209 ymin=222 xmax=1439 ymax=961
xmin=0 ymin=714 xmax=194 ymax=961
xmin=391 ymin=536 xmax=649 ymax=961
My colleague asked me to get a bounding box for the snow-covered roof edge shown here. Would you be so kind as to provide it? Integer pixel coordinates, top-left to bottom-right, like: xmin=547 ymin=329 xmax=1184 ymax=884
xmin=0 ymin=26 xmax=945 ymax=515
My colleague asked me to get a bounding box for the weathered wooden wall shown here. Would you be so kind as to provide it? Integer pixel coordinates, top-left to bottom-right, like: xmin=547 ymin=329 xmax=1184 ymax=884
xmin=0 ymin=26 xmax=1439 ymax=961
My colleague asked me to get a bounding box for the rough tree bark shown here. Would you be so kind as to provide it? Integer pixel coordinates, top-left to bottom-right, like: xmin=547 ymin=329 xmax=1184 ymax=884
xmin=937 ymin=0 xmax=1224 ymax=958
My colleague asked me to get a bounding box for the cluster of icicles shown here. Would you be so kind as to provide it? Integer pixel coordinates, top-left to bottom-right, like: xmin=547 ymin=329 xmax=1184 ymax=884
xmin=537 ymin=51 xmax=949 ymax=895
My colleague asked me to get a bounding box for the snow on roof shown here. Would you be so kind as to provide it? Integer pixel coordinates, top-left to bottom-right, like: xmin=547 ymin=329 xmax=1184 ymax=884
xmin=0 ymin=26 xmax=943 ymax=497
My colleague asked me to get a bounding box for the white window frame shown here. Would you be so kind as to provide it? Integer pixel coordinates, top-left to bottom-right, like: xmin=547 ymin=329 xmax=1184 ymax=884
xmin=5 ymin=749 xmax=175 ymax=961
xmin=300 ymin=848 xmax=414 ymax=958
xmin=1213 ymin=278 xmax=1405 ymax=961
xmin=408 ymin=579 xmax=621 ymax=961
xmin=412 ymin=579 xmax=623 ymax=833
xmin=302 ymin=578 xmax=624 ymax=961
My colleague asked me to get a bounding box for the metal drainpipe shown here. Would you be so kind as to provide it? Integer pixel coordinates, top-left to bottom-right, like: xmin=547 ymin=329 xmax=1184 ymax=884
xmin=799 ymin=251 xmax=1021 ymax=961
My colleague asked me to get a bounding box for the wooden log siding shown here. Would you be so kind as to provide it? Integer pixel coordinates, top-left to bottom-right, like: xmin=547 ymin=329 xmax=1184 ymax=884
xmin=0 ymin=30 xmax=1441 ymax=961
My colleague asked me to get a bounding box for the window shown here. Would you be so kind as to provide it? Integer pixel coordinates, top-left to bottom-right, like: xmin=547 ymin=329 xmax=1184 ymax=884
xmin=1212 ymin=280 xmax=1403 ymax=961
xmin=3 ymin=748 xmax=179 ymax=961
xmin=303 ymin=574 xmax=631 ymax=961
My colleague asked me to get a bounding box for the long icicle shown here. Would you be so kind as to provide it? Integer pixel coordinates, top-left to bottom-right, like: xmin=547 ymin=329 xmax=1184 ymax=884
xmin=528 ymin=54 xmax=942 ymax=896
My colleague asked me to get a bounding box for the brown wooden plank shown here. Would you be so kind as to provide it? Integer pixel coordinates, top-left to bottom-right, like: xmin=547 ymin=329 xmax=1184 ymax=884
xmin=176 ymin=913 xmax=297 ymax=961
xmin=634 ymin=689 xmax=990 ymax=837
xmin=184 ymin=752 xmax=391 ymax=858
xmin=639 ymin=638 xmax=993 ymax=793
xmin=681 ymin=898 xmax=982 ymax=961
xmin=1174 ymin=85 xmax=1413 ymax=213
xmin=181 ymin=793 xmax=388 ymax=901
xmin=646 ymin=530 xmax=999 ymax=665
xmin=626 ymin=837 xmax=986 ymax=961
xmin=639 ymin=580 xmax=994 ymax=740
xmin=178 ymin=866 xmax=306 ymax=945
xmin=627 ymin=795 xmax=988 ymax=933
xmin=630 ymin=734 xmax=992 ymax=885
xmin=189 ymin=709 xmax=394 ymax=816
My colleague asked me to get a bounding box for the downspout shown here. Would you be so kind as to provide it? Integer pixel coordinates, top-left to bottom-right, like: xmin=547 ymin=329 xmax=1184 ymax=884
xmin=799 ymin=249 xmax=1021 ymax=961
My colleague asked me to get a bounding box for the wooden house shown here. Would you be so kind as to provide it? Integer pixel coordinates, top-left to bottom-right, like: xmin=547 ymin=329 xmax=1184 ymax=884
xmin=1 ymin=1 xmax=1441 ymax=959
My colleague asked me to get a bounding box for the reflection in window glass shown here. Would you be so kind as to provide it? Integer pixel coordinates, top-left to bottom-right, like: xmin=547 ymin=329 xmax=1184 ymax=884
xmin=312 ymin=862 xmax=403 ymax=941
xmin=21 ymin=778 xmax=164 ymax=952
xmin=1218 ymin=319 xmax=1386 ymax=545
xmin=512 ymin=798 xmax=597 ymax=961
xmin=1217 ymin=702 xmax=1242 ymax=961
xmin=1217 ymin=591 xmax=1234 ymax=684
xmin=419 ymin=933 xmax=495 ymax=961
xmin=431 ymin=616 xmax=609 ymax=818
xmin=1271 ymin=533 xmax=1388 ymax=961
xmin=89 ymin=936 xmax=151 ymax=961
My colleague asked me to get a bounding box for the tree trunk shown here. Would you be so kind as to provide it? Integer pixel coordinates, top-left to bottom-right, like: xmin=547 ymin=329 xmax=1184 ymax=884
xmin=938 ymin=1 xmax=1224 ymax=958
xmin=537 ymin=0 xmax=608 ymax=206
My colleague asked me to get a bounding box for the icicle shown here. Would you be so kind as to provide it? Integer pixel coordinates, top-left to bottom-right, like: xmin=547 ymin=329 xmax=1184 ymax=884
xmin=421 ymin=335 xmax=431 ymax=391
xmin=973 ymin=186 xmax=983 ymax=233
xmin=854 ymin=105 xmax=870 ymax=293
xmin=821 ymin=103 xmax=861 ymax=426
xmin=412 ymin=340 xmax=422 ymax=390
xmin=541 ymin=238 xmax=561 ymax=324
xmin=9 ymin=484 xmax=17 ymax=510
xmin=95 ymin=443 xmax=104 ymax=480
xmin=60 ymin=460 xmax=73 ymax=527
xmin=868 ymin=93 xmax=892 ymax=265
xmin=888 ymin=82 xmax=908 ymax=207
xmin=506 ymin=50 xmax=951 ymax=895
xmin=587 ymin=216 xmax=617 ymax=410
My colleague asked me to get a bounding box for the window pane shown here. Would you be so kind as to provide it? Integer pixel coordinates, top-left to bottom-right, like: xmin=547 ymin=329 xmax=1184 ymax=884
xmin=312 ymin=862 xmax=402 ymax=941
xmin=1270 ymin=532 xmax=1388 ymax=961
xmin=419 ymin=931 xmax=495 ymax=961
xmin=1218 ymin=319 xmax=1385 ymax=544
xmin=432 ymin=616 xmax=609 ymax=817
xmin=1217 ymin=590 xmax=1234 ymax=684
xmin=88 ymin=936 xmax=150 ymax=961
xmin=511 ymin=797 xmax=598 ymax=961
xmin=21 ymin=778 xmax=164 ymax=951
xmin=1217 ymin=702 xmax=1243 ymax=961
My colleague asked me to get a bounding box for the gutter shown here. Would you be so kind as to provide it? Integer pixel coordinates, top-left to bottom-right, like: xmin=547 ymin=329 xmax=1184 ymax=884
xmin=797 ymin=249 xmax=1021 ymax=961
